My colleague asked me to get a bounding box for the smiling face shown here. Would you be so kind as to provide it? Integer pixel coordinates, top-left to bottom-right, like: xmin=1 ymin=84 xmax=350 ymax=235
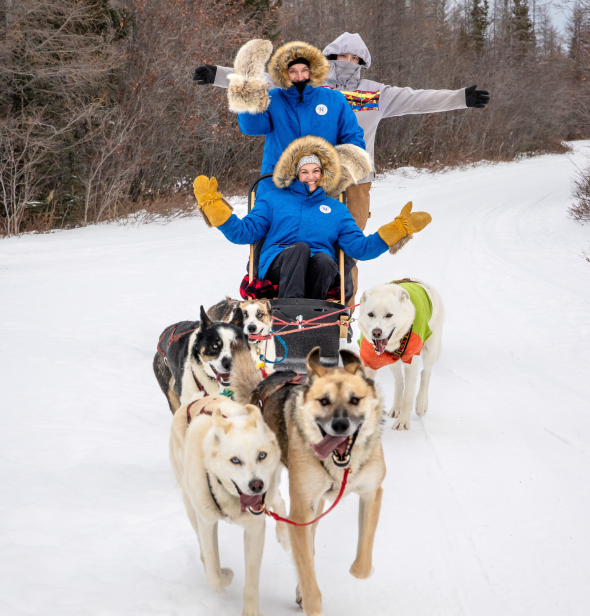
xmin=206 ymin=404 xmax=281 ymax=514
xmin=299 ymin=348 xmax=380 ymax=468
xmin=358 ymin=285 xmax=416 ymax=354
xmin=298 ymin=163 xmax=322 ymax=192
xmin=196 ymin=306 xmax=246 ymax=387
xmin=288 ymin=63 xmax=310 ymax=83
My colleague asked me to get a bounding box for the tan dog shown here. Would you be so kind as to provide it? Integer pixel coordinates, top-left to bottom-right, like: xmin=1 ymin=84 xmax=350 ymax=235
xmin=170 ymin=395 xmax=289 ymax=616
xmin=232 ymin=343 xmax=386 ymax=616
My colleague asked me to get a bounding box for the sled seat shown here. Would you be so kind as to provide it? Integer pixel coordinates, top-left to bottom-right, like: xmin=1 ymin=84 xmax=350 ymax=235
xmin=240 ymin=175 xmax=353 ymax=372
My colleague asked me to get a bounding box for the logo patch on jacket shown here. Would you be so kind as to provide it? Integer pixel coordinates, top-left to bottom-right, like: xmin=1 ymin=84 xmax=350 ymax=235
xmin=323 ymin=87 xmax=380 ymax=112
xmin=319 ymin=205 xmax=331 ymax=214
xmin=315 ymin=104 xmax=328 ymax=115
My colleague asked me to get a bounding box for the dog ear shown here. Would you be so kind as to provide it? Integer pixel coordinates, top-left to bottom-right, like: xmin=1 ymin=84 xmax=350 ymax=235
xmin=339 ymin=349 xmax=363 ymax=374
xmin=306 ymin=346 xmax=328 ymax=379
xmin=212 ymin=406 xmax=231 ymax=433
xmin=244 ymin=403 xmax=263 ymax=425
xmin=399 ymin=288 xmax=410 ymax=302
xmin=359 ymin=291 xmax=367 ymax=305
xmin=230 ymin=306 xmax=244 ymax=329
xmin=200 ymin=305 xmax=214 ymax=329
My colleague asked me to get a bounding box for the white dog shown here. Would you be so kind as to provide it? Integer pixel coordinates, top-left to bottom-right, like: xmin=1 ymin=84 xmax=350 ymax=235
xmin=358 ymin=279 xmax=444 ymax=430
xmin=170 ymin=395 xmax=289 ymax=616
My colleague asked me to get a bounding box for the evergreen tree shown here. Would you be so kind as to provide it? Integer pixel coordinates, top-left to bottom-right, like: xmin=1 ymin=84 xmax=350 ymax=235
xmin=510 ymin=0 xmax=535 ymax=51
xmin=470 ymin=0 xmax=490 ymax=52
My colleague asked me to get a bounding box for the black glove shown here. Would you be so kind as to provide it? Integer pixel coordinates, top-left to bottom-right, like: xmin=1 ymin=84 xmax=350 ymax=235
xmin=192 ymin=64 xmax=217 ymax=85
xmin=465 ymin=85 xmax=490 ymax=108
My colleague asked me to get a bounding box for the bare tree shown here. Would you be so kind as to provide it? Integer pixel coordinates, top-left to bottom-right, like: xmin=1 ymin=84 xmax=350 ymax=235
xmin=79 ymin=110 xmax=139 ymax=223
xmin=0 ymin=116 xmax=54 ymax=235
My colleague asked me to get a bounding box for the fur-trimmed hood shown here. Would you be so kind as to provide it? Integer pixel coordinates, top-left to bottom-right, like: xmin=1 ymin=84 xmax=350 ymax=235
xmin=268 ymin=41 xmax=330 ymax=89
xmin=273 ymin=136 xmax=373 ymax=198
xmin=273 ymin=136 xmax=341 ymax=196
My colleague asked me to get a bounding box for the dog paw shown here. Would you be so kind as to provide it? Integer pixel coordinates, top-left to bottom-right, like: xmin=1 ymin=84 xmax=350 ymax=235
xmin=209 ymin=567 xmax=234 ymax=591
xmin=388 ymin=405 xmax=401 ymax=418
xmin=242 ymin=608 xmax=263 ymax=616
xmin=295 ymin=584 xmax=302 ymax=606
xmin=415 ymin=399 xmax=428 ymax=417
xmin=393 ymin=419 xmax=410 ymax=430
xmin=350 ymin=561 xmax=374 ymax=579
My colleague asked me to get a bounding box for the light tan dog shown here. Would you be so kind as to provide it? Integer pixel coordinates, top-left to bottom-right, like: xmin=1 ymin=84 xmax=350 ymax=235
xmin=232 ymin=344 xmax=386 ymax=616
xmin=170 ymin=395 xmax=289 ymax=616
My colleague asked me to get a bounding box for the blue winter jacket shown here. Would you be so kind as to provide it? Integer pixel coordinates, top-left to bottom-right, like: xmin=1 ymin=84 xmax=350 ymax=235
xmin=239 ymin=85 xmax=366 ymax=195
xmin=218 ymin=180 xmax=388 ymax=278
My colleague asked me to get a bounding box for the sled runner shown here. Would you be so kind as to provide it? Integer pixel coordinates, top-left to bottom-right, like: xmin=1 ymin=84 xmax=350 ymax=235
xmin=240 ymin=175 xmax=352 ymax=373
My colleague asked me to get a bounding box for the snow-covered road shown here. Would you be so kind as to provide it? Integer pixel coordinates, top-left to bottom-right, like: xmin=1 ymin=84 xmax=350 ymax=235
xmin=1 ymin=143 xmax=589 ymax=616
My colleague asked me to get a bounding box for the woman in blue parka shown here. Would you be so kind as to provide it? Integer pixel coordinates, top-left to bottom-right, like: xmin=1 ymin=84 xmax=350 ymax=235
xmin=227 ymin=40 xmax=366 ymax=197
xmin=193 ymin=137 xmax=433 ymax=299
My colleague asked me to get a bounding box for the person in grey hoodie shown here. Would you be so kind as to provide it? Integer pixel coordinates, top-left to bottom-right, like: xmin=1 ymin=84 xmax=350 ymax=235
xmin=192 ymin=32 xmax=489 ymax=300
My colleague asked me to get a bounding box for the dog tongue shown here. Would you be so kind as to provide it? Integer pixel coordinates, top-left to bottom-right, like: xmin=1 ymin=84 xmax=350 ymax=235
xmin=216 ymin=372 xmax=231 ymax=383
xmin=240 ymin=493 xmax=263 ymax=513
xmin=374 ymin=338 xmax=388 ymax=355
xmin=311 ymin=434 xmax=349 ymax=460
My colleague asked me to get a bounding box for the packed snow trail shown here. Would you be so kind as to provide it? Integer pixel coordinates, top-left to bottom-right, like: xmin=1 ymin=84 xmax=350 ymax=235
xmin=1 ymin=142 xmax=589 ymax=616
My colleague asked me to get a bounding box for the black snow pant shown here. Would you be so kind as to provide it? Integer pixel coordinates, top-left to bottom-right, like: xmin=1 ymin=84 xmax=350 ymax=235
xmin=266 ymin=243 xmax=338 ymax=300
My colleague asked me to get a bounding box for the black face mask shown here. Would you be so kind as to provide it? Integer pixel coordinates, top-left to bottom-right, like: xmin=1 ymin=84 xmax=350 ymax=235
xmin=292 ymin=79 xmax=310 ymax=101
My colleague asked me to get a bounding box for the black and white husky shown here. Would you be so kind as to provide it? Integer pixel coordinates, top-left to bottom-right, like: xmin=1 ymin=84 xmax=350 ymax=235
xmin=153 ymin=306 xmax=247 ymax=413
xmin=207 ymin=297 xmax=276 ymax=373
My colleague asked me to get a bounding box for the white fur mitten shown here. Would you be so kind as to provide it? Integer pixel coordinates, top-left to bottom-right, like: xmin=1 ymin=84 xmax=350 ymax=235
xmin=327 ymin=144 xmax=373 ymax=198
xmin=228 ymin=39 xmax=273 ymax=114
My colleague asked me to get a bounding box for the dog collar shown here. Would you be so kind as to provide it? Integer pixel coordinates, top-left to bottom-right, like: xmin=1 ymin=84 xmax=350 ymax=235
xmin=191 ymin=369 xmax=206 ymax=393
xmin=207 ymin=472 xmax=226 ymax=516
xmin=391 ymin=326 xmax=413 ymax=359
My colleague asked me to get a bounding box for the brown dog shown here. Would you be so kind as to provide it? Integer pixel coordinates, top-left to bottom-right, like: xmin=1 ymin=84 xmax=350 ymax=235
xmin=231 ymin=341 xmax=386 ymax=616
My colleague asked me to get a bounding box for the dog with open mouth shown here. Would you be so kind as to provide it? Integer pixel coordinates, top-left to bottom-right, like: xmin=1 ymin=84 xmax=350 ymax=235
xmin=357 ymin=278 xmax=444 ymax=430
xmin=153 ymin=306 xmax=248 ymax=413
xmin=231 ymin=341 xmax=386 ymax=616
xmin=170 ymin=395 xmax=290 ymax=616
xmin=207 ymin=297 xmax=276 ymax=374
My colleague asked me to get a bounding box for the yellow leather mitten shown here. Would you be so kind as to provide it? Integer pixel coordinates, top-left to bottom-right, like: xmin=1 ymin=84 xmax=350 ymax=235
xmin=377 ymin=202 xmax=432 ymax=254
xmin=193 ymin=176 xmax=233 ymax=227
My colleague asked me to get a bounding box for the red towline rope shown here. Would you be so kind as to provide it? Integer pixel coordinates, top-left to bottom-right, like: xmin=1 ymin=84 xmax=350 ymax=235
xmin=251 ymin=303 xmax=360 ymax=341
xmin=264 ymin=467 xmax=350 ymax=526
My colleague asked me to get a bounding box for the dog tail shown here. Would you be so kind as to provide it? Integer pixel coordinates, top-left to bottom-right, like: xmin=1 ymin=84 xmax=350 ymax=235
xmin=230 ymin=338 xmax=262 ymax=405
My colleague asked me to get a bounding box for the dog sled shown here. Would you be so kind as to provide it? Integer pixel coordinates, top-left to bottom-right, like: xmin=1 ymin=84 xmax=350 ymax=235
xmin=240 ymin=175 xmax=353 ymax=373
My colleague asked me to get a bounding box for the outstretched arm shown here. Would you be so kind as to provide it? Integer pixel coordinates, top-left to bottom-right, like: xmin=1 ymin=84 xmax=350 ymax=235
xmin=218 ymin=197 xmax=272 ymax=245
xmin=336 ymin=208 xmax=388 ymax=260
xmin=238 ymin=110 xmax=272 ymax=136
xmin=192 ymin=64 xmax=276 ymax=89
xmin=378 ymin=84 xmax=468 ymax=118
xmin=338 ymin=202 xmax=432 ymax=259
xmin=193 ymin=175 xmax=271 ymax=243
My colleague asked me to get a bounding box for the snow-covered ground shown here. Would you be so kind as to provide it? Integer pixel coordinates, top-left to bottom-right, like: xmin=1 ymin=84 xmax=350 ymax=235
xmin=1 ymin=142 xmax=589 ymax=616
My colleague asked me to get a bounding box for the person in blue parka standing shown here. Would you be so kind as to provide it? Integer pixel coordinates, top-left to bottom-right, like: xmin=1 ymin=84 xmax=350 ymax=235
xmin=226 ymin=39 xmax=368 ymax=197
xmin=192 ymin=136 xmax=433 ymax=299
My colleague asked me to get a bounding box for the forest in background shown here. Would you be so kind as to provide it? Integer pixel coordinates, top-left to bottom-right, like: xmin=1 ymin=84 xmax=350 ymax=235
xmin=1 ymin=0 xmax=589 ymax=235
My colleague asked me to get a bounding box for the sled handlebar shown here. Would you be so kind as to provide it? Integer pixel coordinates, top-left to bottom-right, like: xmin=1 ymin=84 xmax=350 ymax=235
xmin=248 ymin=174 xmax=274 ymax=213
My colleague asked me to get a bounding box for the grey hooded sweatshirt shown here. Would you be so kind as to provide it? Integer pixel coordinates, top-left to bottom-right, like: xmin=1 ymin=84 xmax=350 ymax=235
xmin=213 ymin=32 xmax=467 ymax=183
